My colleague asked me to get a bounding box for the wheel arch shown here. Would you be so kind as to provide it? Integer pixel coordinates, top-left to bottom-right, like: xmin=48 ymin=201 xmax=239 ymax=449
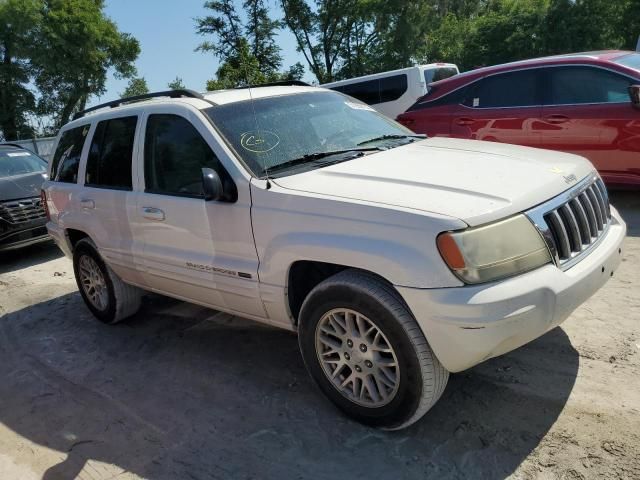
xmin=286 ymin=261 xmax=401 ymax=326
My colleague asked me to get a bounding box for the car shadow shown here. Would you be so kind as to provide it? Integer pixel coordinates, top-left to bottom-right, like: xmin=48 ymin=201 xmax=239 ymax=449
xmin=610 ymin=190 xmax=640 ymax=238
xmin=0 ymin=291 xmax=578 ymax=479
xmin=0 ymin=240 xmax=61 ymax=274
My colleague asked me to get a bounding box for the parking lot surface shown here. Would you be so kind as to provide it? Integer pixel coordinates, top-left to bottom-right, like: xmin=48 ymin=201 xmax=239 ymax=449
xmin=0 ymin=192 xmax=638 ymax=480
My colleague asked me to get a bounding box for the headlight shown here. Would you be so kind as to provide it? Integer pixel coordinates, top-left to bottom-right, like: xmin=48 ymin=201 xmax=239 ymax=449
xmin=437 ymin=214 xmax=551 ymax=284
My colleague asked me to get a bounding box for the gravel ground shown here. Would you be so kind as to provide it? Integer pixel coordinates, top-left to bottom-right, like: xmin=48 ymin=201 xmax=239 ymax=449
xmin=0 ymin=192 xmax=638 ymax=480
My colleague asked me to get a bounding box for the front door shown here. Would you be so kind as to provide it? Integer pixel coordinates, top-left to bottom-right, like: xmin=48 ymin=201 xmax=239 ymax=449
xmin=451 ymin=68 xmax=544 ymax=148
xmin=134 ymin=105 xmax=266 ymax=318
xmin=540 ymin=66 xmax=640 ymax=185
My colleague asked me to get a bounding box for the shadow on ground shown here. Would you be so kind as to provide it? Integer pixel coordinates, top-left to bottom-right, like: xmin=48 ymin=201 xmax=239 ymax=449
xmin=0 ymin=241 xmax=61 ymax=274
xmin=0 ymin=291 xmax=578 ymax=480
xmin=611 ymin=190 xmax=640 ymax=238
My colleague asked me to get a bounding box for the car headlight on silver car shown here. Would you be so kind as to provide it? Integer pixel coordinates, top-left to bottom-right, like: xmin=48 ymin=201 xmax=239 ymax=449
xmin=437 ymin=214 xmax=552 ymax=284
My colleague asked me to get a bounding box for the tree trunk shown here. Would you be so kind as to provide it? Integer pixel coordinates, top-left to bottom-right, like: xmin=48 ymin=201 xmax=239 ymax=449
xmin=0 ymin=42 xmax=19 ymax=141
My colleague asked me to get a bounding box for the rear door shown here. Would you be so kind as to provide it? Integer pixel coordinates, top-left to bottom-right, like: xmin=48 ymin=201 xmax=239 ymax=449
xmin=451 ymin=69 xmax=544 ymax=147
xmin=540 ymin=65 xmax=640 ymax=184
xmin=80 ymin=114 xmax=145 ymax=284
xmin=134 ymin=104 xmax=265 ymax=318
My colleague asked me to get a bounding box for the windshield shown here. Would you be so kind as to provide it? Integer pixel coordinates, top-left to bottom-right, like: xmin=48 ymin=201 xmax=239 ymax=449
xmin=0 ymin=148 xmax=47 ymax=178
xmin=613 ymin=53 xmax=640 ymax=72
xmin=204 ymin=91 xmax=416 ymax=177
xmin=424 ymin=67 xmax=458 ymax=84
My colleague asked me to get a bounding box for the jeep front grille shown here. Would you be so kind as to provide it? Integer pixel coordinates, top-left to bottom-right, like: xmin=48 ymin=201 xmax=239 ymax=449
xmin=0 ymin=197 xmax=47 ymax=224
xmin=526 ymin=175 xmax=611 ymax=270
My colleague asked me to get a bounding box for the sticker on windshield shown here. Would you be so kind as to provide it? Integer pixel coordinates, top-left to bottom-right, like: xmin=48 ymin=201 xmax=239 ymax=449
xmin=472 ymin=97 xmax=480 ymax=107
xmin=345 ymin=101 xmax=375 ymax=112
xmin=7 ymin=151 xmax=31 ymax=157
xmin=240 ymin=130 xmax=280 ymax=153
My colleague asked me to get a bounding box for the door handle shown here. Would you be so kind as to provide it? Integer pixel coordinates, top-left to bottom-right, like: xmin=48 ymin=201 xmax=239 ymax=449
xmin=142 ymin=207 xmax=165 ymax=221
xmin=80 ymin=199 xmax=95 ymax=210
xmin=455 ymin=117 xmax=474 ymax=126
xmin=545 ymin=114 xmax=569 ymax=124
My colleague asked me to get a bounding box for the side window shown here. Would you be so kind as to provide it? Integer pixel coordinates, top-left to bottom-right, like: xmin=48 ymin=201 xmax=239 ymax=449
xmin=379 ymin=74 xmax=408 ymax=102
xmin=144 ymin=114 xmax=236 ymax=201
xmin=50 ymin=125 xmax=90 ymax=183
xmin=547 ymin=67 xmax=632 ymax=105
xmin=341 ymin=80 xmax=380 ymax=105
xmin=85 ymin=116 xmax=137 ymax=190
xmin=464 ymin=70 xmax=539 ymax=108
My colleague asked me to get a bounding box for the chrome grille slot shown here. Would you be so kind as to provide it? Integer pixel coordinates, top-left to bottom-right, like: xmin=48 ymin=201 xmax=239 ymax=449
xmin=527 ymin=175 xmax=611 ymax=270
xmin=0 ymin=197 xmax=46 ymax=224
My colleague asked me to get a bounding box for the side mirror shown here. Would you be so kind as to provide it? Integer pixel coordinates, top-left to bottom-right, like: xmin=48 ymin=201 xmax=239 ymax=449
xmin=202 ymin=167 xmax=223 ymax=201
xmin=629 ymin=85 xmax=640 ymax=109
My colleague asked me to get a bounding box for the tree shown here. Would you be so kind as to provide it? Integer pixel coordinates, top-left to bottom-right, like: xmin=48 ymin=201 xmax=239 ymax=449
xmin=0 ymin=0 xmax=40 ymax=140
xmin=32 ymin=0 xmax=140 ymax=129
xmin=121 ymin=77 xmax=149 ymax=98
xmin=168 ymin=76 xmax=186 ymax=90
xmin=197 ymin=0 xmax=302 ymax=89
xmin=281 ymin=0 xmax=357 ymax=83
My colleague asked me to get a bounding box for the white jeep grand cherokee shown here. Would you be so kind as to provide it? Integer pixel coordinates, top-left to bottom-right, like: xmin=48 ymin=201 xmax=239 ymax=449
xmin=43 ymin=85 xmax=626 ymax=430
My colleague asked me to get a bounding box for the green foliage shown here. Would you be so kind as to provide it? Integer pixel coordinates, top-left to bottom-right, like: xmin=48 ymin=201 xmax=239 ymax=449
xmin=0 ymin=0 xmax=41 ymax=140
xmin=281 ymin=0 xmax=357 ymax=83
xmin=197 ymin=0 xmax=300 ymax=89
xmin=0 ymin=0 xmax=140 ymax=139
xmin=121 ymin=77 xmax=149 ymax=98
xmin=33 ymin=0 xmax=140 ymax=128
xmin=423 ymin=0 xmax=637 ymax=72
xmin=168 ymin=76 xmax=186 ymax=90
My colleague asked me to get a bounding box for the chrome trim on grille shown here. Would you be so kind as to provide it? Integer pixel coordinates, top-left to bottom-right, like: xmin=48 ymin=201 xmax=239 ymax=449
xmin=0 ymin=197 xmax=46 ymax=224
xmin=526 ymin=174 xmax=611 ymax=270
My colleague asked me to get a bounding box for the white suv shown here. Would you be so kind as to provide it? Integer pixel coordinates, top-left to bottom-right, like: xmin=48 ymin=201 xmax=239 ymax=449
xmin=43 ymin=85 xmax=626 ymax=430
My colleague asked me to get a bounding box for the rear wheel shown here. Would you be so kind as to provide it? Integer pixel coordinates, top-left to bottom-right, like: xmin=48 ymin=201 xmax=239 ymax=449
xmin=73 ymin=238 xmax=141 ymax=324
xmin=298 ymin=269 xmax=448 ymax=430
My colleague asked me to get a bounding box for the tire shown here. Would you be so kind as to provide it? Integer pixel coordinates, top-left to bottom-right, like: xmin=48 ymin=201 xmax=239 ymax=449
xmin=298 ymin=269 xmax=448 ymax=430
xmin=72 ymin=238 xmax=142 ymax=324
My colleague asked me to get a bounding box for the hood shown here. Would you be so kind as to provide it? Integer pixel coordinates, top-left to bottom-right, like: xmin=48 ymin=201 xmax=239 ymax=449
xmin=0 ymin=172 xmax=47 ymax=202
xmin=273 ymin=137 xmax=595 ymax=226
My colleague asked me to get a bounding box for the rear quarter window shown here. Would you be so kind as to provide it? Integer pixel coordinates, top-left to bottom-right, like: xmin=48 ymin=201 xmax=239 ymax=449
xmin=50 ymin=125 xmax=90 ymax=183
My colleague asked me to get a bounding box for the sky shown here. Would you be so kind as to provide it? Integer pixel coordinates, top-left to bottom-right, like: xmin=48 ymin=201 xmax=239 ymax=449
xmin=89 ymin=0 xmax=306 ymax=107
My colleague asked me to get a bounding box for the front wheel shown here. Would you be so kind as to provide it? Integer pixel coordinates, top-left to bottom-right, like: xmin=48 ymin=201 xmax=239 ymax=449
xmin=298 ymin=269 xmax=448 ymax=430
xmin=73 ymin=238 xmax=141 ymax=324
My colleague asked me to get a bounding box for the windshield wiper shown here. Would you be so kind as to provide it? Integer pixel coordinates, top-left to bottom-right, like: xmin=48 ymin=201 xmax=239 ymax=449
xmin=263 ymin=147 xmax=382 ymax=175
xmin=357 ymin=134 xmax=426 ymax=146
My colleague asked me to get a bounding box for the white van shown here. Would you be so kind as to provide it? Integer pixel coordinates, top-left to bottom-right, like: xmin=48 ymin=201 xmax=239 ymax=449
xmin=322 ymin=63 xmax=459 ymax=119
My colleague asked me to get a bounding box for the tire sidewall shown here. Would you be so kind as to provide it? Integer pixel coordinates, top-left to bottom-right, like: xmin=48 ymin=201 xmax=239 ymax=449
xmin=73 ymin=240 xmax=118 ymax=324
xmin=299 ymin=280 xmax=424 ymax=429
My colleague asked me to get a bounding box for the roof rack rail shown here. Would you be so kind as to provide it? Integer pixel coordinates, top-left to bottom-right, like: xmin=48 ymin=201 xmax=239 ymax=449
xmin=73 ymin=89 xmax=206 ymax=120
xmin=234 ymin=80 xmax=312 ymax=89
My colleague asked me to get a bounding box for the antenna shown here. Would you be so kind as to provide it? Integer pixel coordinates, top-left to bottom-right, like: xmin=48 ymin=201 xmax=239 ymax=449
xmin=637 ymin=35 xmax=640 ymax=52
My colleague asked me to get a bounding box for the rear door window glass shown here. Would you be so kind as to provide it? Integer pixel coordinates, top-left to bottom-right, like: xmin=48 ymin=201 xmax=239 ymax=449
xmin=85 ymin=116 xmax=137 ymax=190
xmin=464 ymin=70 xmax=540 ymax=108
xmin=144 ymin=114 xmax=235 ymax=200
xmin=340 ymin=79 xmax=380 ymax=105
xmin=379 ymin=74 xmax=408 ymax=102
xmin=546 ymin=66 xmax=632 ymax=105
xmin=425 ymin=67 xmax=458 ymax=84
xmin=50 ymin=125 xmax=90 ymax=183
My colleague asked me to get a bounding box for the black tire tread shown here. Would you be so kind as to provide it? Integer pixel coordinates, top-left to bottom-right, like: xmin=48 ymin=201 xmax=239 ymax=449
xmin=75 ymin=238 xmax=142 ymax=324
xmin=300 ymin=268 xmax=449 ymax=430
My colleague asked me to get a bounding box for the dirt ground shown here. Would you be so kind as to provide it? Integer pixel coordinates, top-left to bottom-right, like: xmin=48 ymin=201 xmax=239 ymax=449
xmin=0 ymin=192 xmax=638 ymax=480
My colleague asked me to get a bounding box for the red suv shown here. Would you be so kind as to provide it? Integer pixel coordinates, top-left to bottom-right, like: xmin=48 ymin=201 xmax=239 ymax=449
xmin=397 ymin=51 xmax=640 ymax=188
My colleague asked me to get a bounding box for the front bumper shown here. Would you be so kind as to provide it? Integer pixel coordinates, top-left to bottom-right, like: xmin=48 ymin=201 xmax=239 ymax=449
xmin=0 ymin=220 xmax=49 ymax=252
xmin=397 ymin=207 xmax=626 ymax=372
